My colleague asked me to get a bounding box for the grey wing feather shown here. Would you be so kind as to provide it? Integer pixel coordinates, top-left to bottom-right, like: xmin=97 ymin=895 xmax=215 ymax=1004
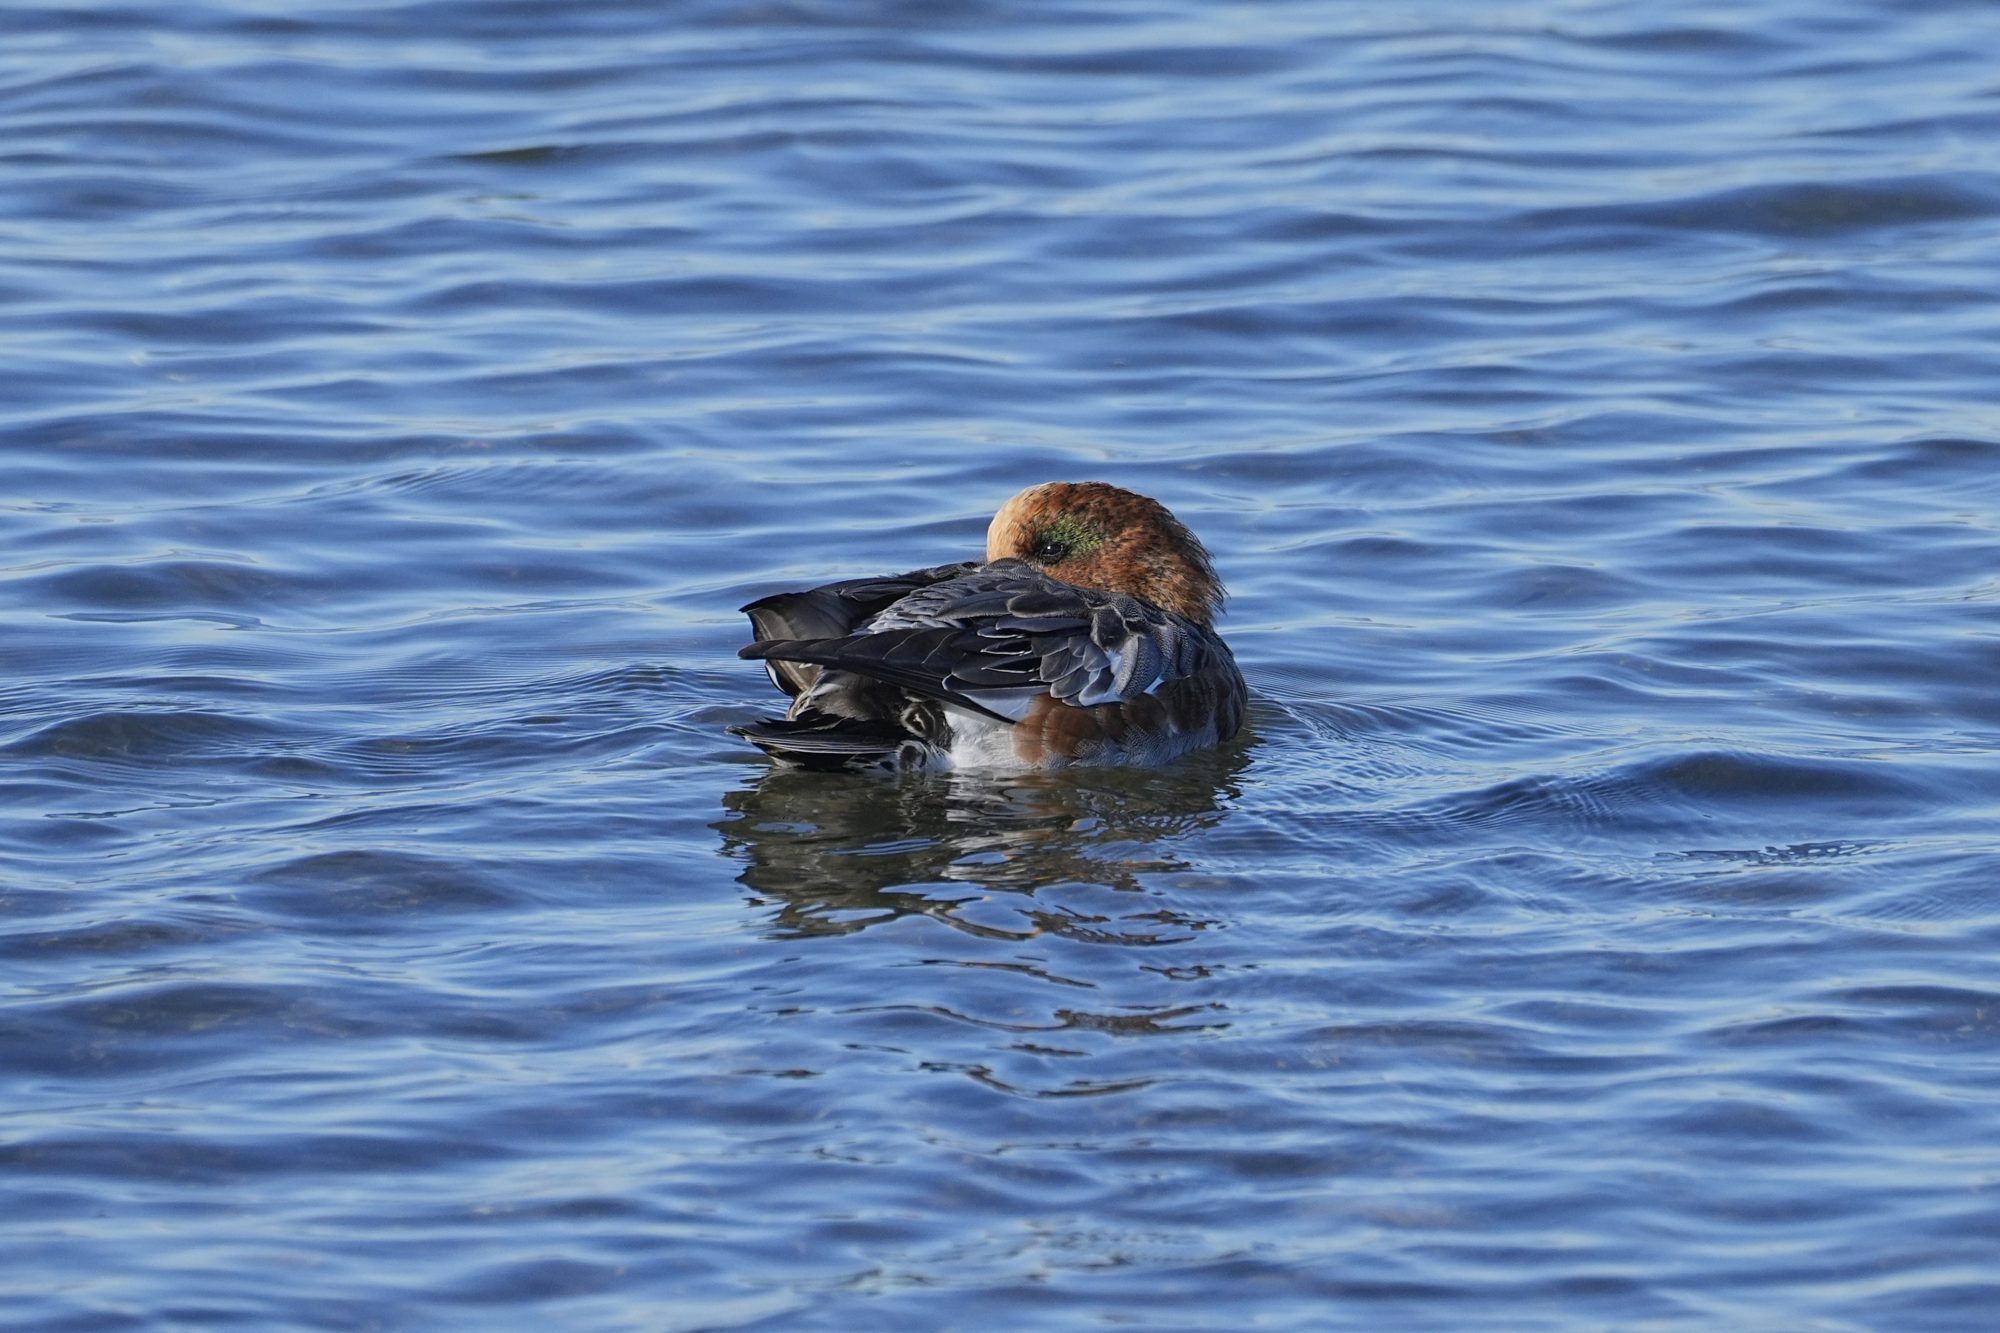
xmin=740 ymin=561 xmax=979 ymax=697
xmin=743 ymin=559 xmax=1215 ymax=719
xmin=991 ymin=583 xmax=1197 ymax=708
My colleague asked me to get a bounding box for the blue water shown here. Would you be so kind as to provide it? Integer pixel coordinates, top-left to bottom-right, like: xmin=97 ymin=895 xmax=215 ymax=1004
xmin=5 ymin=1 xmax=2000 ymax=1327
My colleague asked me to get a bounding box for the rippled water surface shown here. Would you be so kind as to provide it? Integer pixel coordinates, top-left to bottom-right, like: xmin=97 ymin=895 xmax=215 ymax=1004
xmin=6 ymin=1 xmax=2000 ymax=1327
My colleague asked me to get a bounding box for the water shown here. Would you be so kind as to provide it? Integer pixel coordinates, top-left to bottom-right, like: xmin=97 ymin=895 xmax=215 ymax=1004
xmin=4 ymin=1 xmax=1999 ymax=1327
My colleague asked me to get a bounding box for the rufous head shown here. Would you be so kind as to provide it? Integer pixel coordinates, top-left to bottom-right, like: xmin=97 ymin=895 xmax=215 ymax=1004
xmin=986 ymin=481 xmax=1225 ymax=625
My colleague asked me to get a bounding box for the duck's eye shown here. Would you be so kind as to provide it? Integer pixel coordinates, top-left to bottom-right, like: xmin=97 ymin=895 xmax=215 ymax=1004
xmin=1032 ymin=537 xmax=1070 ymax=563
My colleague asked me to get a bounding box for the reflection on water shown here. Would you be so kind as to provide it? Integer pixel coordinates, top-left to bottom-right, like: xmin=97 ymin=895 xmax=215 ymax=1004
xmin=712 ymin=743 xmax=1256 ymax=1107
xmin=716 ymin=736 xmax=1250 ymax=939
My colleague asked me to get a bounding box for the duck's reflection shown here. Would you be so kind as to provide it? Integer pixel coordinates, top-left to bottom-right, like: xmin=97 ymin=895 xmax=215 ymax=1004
xmin=714 ymin=739 xmax=1250 ymax=940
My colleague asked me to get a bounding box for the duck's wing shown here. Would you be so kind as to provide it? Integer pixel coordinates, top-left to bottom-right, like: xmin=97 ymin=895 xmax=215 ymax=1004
xmin=739 ymin=561 xmax=980 ymax=698
xmin=738 ymin=560 xmax=1220 ymax=724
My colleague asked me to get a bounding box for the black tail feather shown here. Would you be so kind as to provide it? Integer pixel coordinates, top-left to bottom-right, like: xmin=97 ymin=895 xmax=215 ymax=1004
xmin=727 ymin=716 xmax=924 ymax=772
xmin=739 ymin=631 xmax=1015 ymax=723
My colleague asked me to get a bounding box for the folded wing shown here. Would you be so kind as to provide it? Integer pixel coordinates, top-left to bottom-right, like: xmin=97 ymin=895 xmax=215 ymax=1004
xmin=739 ymin=561 xmax=979 ymax=698
xmin=739 ymin=559 xmax=1218 ymax=724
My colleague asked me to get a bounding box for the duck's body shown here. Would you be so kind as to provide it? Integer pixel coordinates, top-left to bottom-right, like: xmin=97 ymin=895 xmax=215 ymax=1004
xmin=731 ymin=483 xmax=1245 ymax=772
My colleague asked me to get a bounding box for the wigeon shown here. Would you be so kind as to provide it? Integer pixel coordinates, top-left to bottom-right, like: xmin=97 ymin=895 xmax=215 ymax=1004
xmin=732 ymin=482 xmax=1245 ymax=771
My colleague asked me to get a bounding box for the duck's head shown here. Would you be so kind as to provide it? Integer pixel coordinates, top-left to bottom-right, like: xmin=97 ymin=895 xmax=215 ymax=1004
xmin=986 ymin=481 xmax=1225 ymax=626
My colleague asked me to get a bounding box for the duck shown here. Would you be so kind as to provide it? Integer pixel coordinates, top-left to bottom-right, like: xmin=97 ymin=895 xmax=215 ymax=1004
xmin=731 ymin=481 xmax=1245 ymax=771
